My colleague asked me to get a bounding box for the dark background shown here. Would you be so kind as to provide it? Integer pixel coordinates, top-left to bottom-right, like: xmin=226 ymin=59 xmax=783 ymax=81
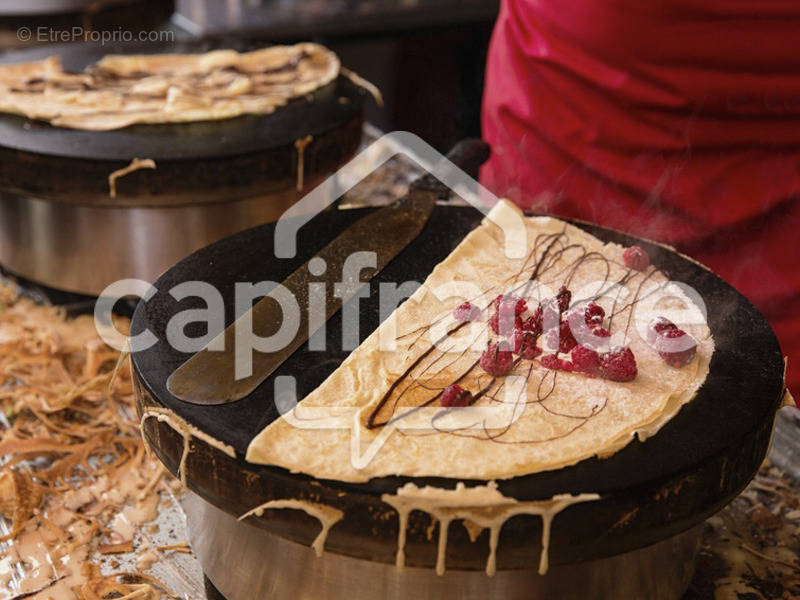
xmin=0 ymin=0 xmax=498 ymax=152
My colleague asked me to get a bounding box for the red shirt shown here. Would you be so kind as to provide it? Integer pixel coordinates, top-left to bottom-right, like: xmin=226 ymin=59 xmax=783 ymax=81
xmin=482 ymin=0 xmax=800 ymax=397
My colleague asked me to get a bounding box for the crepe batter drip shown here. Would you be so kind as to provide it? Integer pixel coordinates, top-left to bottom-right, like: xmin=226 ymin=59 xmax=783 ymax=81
xmin=381 ymin=482 xmax=599 ymax=576
xmin=238 ymin=499 xmax=343 ymax=557
xmin=365 ymin=228 xmax=669 ymax=445
xmin=138 ymin=406 xmax=235 ymax=487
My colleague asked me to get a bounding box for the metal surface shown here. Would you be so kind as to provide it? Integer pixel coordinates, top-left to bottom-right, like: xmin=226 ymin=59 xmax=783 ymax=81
xmin=0 ymin=0 xmax=103 ymax=15
xmin=0 ymin=186 xmax=314 ymax=296
xmin=174 ymin=0 xmax=499 ymax=40
xmin=167 ymin=192 xmax=437 ymax=405
xmin=182 ymin=492 xmax=701 ymax=600
xmin=0 ymin=40 xmax=367 ymax=295
xmin=108 ymin=408 xmax=797 ymax=599
xmin=769 ymin=407 xmax=800 ymax=479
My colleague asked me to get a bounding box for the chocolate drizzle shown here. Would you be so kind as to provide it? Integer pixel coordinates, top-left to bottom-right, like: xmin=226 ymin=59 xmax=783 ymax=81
xmin=365 ymin=224 xmax=671 ymax=446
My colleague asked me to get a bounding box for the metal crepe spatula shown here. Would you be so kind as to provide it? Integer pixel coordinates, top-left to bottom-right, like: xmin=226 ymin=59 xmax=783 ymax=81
xmin=166 ymin=139 xmax=490 ymax=405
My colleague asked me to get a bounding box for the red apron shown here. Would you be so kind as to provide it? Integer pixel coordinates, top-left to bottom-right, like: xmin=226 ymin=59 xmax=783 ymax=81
xmin=482 ymin=0 xmax=800 ymax=398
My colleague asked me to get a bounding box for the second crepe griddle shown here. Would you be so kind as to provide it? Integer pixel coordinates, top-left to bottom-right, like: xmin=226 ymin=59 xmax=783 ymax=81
xmin=0 ymin=41 xmax=366 ymax=205
xmin=131 ymin=204 xmax=785 ymax=570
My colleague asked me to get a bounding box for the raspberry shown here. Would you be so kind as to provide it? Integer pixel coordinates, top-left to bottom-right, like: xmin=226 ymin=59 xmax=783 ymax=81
xmin=599 ymin=347 xmax=638 ymax=382
xmin=656 ymin=327 xmax=697 ymax=368
xmin=560 ymin=322 xmax=578 ymax=353
xmin=623 ymin=246 xmax=650 ymax=271
xmin=652 ymin=316 xmax=677 ymax=332
xmin=585 ymin=302 xmax=605 ymax=327
xmin=647 ymin=316 xmax=678 ymax=344
xmin=493 ymin=294 xmax=528 ymax=315
xmin=489 ymin=295 xmax=526 ymax=336
xmin=545 ymin=321 xmax=577 ymax=353
xmin=454 ymin=302 xmax=481 ymax=322
xmin=440 ymin=384 xmax=473 ymax=407
xmin=521 ymin=306 xmax=543 ymax=336
xmin=512 ymin=329 xmax=542 ymax=359
xmin=540 ymin=298 xmax=561 ymax=329
xmin=571 ymin=345 xmax=601 ymax=375
xmin=646 ymin=317 xmax=696 ymax=367
xmin=578 ymin=325 xmax=611 ymax=350
xmin=480 ymin=341 xmax=515 ymax=376
xmin=564 ymin=304 xmax=609 ymax=349
xmin=556 ymin=286 xmax=572 ymax=312
xmin=540 ymin=353 xmax=575 ymax=372
xmin=489 ymin=312 xmax=523 ymax=336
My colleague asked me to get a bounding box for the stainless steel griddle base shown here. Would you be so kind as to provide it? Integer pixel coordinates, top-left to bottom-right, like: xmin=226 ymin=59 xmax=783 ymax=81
xmin=182 ymin=493 xmax=701 ymax=600
xmin=0 ymin=186 xmax=320 ymax=296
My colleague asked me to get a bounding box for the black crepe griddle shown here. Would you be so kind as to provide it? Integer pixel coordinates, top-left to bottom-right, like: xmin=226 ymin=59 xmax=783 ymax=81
xmin=131 ymin=205 xmax=785 ymax=570
xmin=0 ymin=81 xmax=345 ymax=161
xmin=0 ymin=42 xmax=366 ymax=205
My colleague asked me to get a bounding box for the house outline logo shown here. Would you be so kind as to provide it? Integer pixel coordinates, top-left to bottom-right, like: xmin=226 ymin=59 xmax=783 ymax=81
xmin=273 ymin=131 xmax=528 ymax=260
xmin=267 ymin=130 xmax=535 ymax=470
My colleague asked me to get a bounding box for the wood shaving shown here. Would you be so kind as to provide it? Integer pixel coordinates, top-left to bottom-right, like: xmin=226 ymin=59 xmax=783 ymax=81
xmin=154 ymin=542 xmax=190 ymax=554
xmin=687 ymin=461 xmax=800 ymax=599
xmin=0 ymin=284 xmax=176 ymax=600
xmin=0 ymin=469 xmax=44 ymax=542
xmin=98 ymin=541 xmax=135 ymax=555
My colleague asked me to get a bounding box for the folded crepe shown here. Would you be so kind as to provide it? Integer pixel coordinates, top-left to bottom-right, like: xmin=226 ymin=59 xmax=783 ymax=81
xmin=0 ymin=43 xmax=339 ymax=130
xmin=247 ymin=201 xmax=714 ymax=482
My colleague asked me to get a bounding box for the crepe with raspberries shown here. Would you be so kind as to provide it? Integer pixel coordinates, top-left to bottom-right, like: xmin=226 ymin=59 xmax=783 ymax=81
xmin=0 ymin=43 xmax=338 ymax=131
xmin=247 ymin=200 xmax=714 ymax=482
